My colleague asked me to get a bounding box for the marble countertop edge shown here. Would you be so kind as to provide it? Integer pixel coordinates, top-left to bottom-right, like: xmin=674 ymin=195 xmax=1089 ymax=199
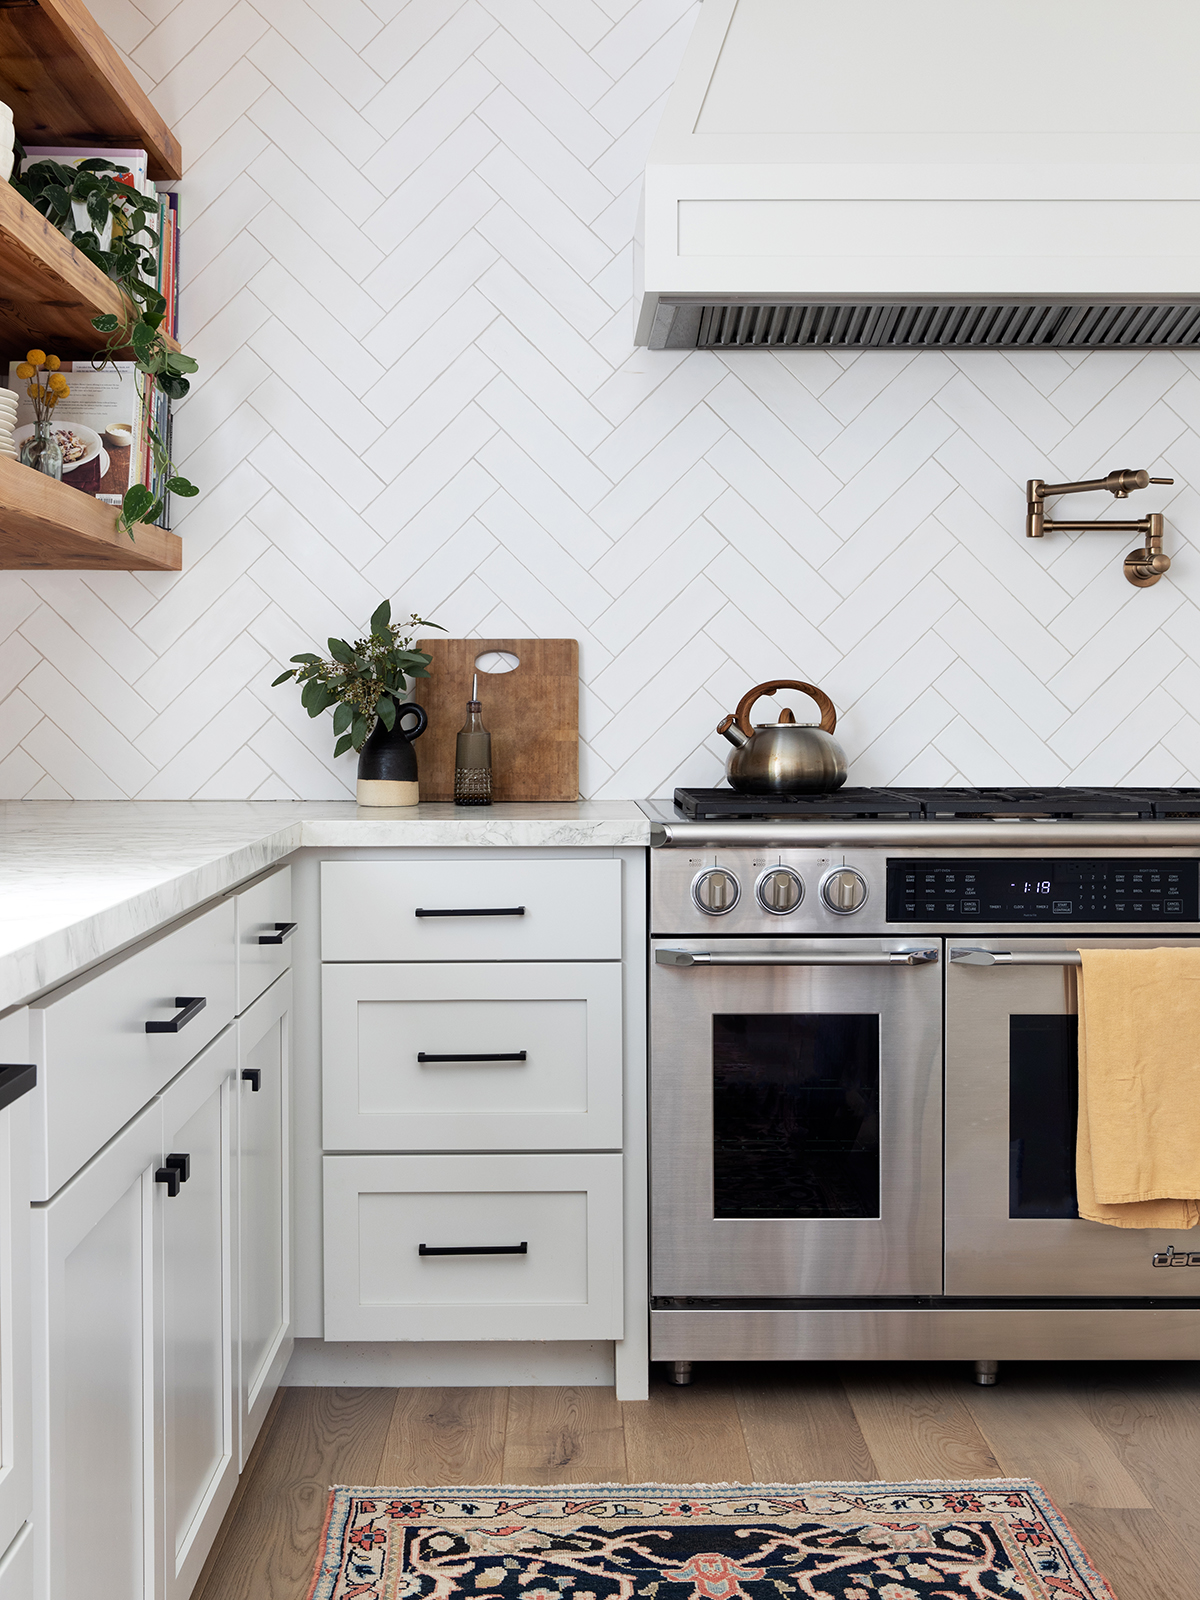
xmin=0 ymin=801 xmax=650 ymax=1011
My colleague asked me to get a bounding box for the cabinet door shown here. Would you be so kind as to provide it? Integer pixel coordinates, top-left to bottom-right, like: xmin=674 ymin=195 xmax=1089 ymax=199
xmin=235 ymin=973 xmax=291 ymax=1469
xmin=34 ymin=1099 xmax=160 ymax=1600
xmin=0 ymin=1009 xmax=32 ymax=1561
xmin=157 ymin=1029 xmax=237 ymax=1600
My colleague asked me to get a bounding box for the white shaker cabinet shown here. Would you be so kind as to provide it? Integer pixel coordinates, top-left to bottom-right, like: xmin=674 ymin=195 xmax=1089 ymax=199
xmin=33 ymin=1097 xmax=160 ymax=1600
xmin=0 ymin=1010 xmax=33 ymax=1572
xmin=235 ymin=971 xmax=292 ymax=1469
xmin=157 ymin=1029 xmax=238 ymax=1600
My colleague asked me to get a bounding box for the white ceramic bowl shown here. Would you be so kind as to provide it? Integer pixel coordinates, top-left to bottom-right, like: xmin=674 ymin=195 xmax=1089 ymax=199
xmin=13 ymin=421 xmax=102 ymax=473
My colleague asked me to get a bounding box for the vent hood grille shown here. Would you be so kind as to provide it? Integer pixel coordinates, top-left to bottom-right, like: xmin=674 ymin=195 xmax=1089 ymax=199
xmin=651 ymin=301 xmax=1200 ymax=351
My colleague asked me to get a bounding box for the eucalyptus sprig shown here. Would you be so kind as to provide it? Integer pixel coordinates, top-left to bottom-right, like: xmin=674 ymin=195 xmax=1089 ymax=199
xmin=272 ymin=599 xmax=444 ymax=758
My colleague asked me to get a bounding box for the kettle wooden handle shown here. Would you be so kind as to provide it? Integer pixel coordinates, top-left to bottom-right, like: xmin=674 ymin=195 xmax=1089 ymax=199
xmin=733 ymin=679 xmax=837 ymax=736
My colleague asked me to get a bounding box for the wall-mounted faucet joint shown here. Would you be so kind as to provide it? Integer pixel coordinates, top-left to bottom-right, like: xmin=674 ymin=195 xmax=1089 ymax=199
xmin=1026 ymin=469 xmax=1175 ymax=586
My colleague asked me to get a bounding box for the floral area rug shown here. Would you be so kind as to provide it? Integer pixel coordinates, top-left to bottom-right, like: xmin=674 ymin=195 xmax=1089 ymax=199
xmin=307 ymin=1481 xmax=1116 ymax=1600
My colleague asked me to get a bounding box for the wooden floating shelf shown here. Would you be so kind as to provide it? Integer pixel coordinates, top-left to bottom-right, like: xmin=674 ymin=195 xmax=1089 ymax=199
xmin=0 ymin=0 xmax=181 ymax=180
xmin=0 ymin=180 xmax=180 ymax=358
xmin=0 ymin=453 xmax=181 ymax=570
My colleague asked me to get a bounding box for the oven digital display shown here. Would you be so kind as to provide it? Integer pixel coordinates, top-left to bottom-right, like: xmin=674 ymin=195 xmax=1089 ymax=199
xmin=885 ymin=858 xmax=1199 ymax=921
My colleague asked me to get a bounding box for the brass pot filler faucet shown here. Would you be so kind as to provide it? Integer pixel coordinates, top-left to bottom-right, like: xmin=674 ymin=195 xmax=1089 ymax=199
xmin=1026 ymin=469 xmax=1174 ymax=586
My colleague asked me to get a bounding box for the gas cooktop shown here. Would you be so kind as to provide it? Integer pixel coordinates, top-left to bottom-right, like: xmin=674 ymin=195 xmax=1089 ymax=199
xmin=668 ymin=787 xmax=1200 ymax=821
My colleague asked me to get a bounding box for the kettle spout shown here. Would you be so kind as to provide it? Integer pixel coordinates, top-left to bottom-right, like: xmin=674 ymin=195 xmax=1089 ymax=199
xmin=717 ymin=713 xmax=747 ymax=749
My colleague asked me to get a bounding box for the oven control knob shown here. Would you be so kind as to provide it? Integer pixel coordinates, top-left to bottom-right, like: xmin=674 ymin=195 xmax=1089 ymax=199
xmin=755 ymin=866 xmax=804 ymax=915
xmin=691 ymin=867 xmax=741 ymax=915
xmin=820 ymin=867 xmax=868 ymax=915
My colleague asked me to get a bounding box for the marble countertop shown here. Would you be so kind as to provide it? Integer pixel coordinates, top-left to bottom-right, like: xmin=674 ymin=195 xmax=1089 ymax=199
xmin=0 ymin=800 xmax=649 ymax=1010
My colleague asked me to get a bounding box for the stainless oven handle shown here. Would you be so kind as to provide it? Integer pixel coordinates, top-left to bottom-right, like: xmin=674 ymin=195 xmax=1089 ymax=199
xmin=655 ymin=948 xmax=938 ymax=967
xmin=951 ymin=947 xmax=1081 ymax=966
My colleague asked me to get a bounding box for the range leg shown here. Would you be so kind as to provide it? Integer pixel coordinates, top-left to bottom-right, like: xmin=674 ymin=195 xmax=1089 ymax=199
xmin=973 ymin=1360 xmax=999 ymax=1386
xmin=668 ymin=1360 xmax=694 ymax=1386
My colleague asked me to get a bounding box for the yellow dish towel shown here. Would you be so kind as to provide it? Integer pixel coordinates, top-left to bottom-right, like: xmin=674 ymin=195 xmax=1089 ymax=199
xmin=1077 ymin=948 xmax=1200 ymax=1229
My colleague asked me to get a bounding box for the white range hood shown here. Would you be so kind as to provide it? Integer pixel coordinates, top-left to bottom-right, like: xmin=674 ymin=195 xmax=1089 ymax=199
xmin=636 ymin=0 xmax=1200 ymax=349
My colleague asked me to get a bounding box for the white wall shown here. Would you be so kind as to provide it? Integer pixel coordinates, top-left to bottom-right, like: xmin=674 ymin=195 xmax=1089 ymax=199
xmin=1 ymin=0 xmax=1199 ymax=799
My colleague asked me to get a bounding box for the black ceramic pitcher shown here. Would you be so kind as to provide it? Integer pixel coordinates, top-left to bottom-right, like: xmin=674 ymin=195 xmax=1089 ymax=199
xmin=356 ymin=703 xmax=427 ymax=807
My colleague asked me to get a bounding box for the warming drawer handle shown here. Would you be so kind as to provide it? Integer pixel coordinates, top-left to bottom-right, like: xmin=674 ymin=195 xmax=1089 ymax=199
xmin=951 ymin=947 xmax=1082 ymax=966
xmin=655 ymin=948 xmax=938 ymax=967
xmin=145 ymin=996 xmax=207 ymax=1033
xmin=417 ymin=1051 xmax=528 ymax=1063
xmin=0 ymin=1062 xmax=35 ymax=1112
xmin=415 ymin=906 xmax=525 ymax=918
xmin=259 ymin=921 xmax=298 ymax=945
xmin=418 ymin=1242 xmax=528 ymax=1256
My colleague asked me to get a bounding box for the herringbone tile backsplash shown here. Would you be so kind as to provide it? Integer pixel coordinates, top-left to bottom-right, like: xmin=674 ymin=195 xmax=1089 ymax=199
xmin=2 ymin=0 xmax=1199 ymax=800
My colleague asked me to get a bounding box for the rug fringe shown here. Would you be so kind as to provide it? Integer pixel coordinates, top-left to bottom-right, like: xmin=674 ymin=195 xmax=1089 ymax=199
xmin=329 ymin=1477 xmax=1041 ymax=1493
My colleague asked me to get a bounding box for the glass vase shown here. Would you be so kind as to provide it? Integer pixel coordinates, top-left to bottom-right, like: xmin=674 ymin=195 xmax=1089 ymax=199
xmin=20 ymin=426 xmax=63 ymax=480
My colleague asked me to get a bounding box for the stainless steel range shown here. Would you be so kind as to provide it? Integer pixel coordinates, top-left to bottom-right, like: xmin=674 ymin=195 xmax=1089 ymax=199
xmin=642 ymin=788 xmax=1200 ymax=1385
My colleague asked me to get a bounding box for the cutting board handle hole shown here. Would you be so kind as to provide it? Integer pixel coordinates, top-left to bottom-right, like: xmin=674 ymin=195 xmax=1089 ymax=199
xmin=475 ymin=651 xmax=520 ymax=674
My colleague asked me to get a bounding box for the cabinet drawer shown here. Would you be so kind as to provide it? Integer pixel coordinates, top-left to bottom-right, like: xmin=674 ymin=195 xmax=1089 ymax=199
xmin=235 ymin=866 xmax=293 ymax=1014
xmin=323 ymin=1153 xmax=622 ymax=1341
xmin=30 ymin=899 xmax=235 ymax=1200
xmin=321 ymin=860 xmax=621 ymax=961
xmin=323 ymin=963 xmax=622 ymax=1151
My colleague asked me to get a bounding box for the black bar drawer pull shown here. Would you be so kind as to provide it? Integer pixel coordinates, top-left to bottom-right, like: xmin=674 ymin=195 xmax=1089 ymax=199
xmin=146 ymin=996 xmax=206 ymax=1034
xmin=414 ymin=906 xmax=525 ymax=918
xmin=417 ymin=1051 xmax=527 ymax=1063
xmin=242 ymin=1068 xmax=262 ymax=1092
xmin=0 ymin=1062 xmax=35 ymax=1112
xmin=259 ymin=921 xmax=298 ymax=945
xmin=418 ymin=1242 xmax=528 ymax=1256
xmin=155 ymin=1167 xmax=180 ymax=1197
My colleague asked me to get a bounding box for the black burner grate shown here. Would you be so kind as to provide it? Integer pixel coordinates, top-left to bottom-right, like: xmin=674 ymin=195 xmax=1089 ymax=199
xmin=671 ymin=787 xmax=1200 ymax=821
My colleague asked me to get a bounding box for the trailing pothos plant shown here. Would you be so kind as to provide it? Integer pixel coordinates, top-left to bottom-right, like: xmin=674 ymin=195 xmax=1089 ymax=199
xmin=273 ymin=600 xmax=444 ymax=758
xmin=13 ymin=155 xmax=199 ymax=538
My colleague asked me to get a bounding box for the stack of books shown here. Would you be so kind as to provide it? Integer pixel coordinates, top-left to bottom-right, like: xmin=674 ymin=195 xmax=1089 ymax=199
xmin=19 ymin=146 xmax=181 ymax=524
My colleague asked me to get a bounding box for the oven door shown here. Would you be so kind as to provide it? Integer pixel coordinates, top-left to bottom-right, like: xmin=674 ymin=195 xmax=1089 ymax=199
xmin=946 ymin=936 xmax=1200 ymax=1296
xmin=650 ymin=937 xmax=942 ymax=1298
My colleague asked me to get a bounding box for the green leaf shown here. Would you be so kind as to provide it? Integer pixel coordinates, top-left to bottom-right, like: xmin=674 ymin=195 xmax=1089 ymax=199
xmin=164 ymin=352 xmax=199 ymax=375
xmin=120 ymin=483 xmax=156 ymax=524
xmin=333 ymin=733 xmax=354 ymax=759
xmin=156 ymin=373 xmax=190 ymax=400
xmin=351 ymin=715 xmax=369 ymax=750
xmin=86 ymin=189 xmax=109 ymax=228
xmin=369 ymin=598 xmax=392 ymax=636
xmin=130 ymin=320 xmax=157 ymax=351
xmin=290 ymin=653 xmax=322 ymax=665
xmin=376 ymin=696 xmax=396 ymax=732
xmin=91 ymin=312 xmax=121 ymax=333
xmin=271 ymin=670 xmax=295 ymax=687
xmin=165 ymin=476 xmax=199 ymax=497
xmin=327 ymin=637 xmax=355 ymax=665
xmin=332 ymin=702 xmax=353 ymax=736
xmin=300 ymin=678 xmax=322 ymax=713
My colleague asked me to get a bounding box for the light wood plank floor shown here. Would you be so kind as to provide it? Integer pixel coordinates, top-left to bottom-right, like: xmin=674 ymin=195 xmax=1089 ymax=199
xmin=195 ymin=1361 xmax=1200 ymax=1600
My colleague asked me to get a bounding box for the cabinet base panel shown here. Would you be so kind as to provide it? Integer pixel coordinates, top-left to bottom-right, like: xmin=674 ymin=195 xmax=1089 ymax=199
xmin=651 ymin=1306 xmax=1200 ymax=1362
xmin=283 ymin=1338 xmax=615 ymax=1387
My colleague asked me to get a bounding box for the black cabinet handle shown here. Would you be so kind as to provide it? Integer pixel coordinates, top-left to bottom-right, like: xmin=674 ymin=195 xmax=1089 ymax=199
xmin=155 ymin=1167 xmax=180 ymax=1197
xmin=417 ymin=1051 xmax=527 ymax=1063
xmin=418 ymin=1241 xmax=528 ymax=1256
xmin=0 ymin=1062 xmax=35 ymax=1112
xmin=414 ymin=906 xmax=525 ymax=918
xmin=146 ymin=997 xmax=206 ymax=1034
xmin=242 ymin=1067 xmax=262 ymax=1092
xmin=165 ymin=1152 xmax=190 ymax=1184
xmin=258 ymin=922 xmax=298 ymax=945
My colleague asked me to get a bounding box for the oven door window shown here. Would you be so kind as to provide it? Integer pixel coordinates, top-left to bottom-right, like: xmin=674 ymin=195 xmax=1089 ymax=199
xmin=1009 ymin=1014 xmax=1079 ymax=1219
xmin=713 ymin=1013 xmax=880 ymax=1219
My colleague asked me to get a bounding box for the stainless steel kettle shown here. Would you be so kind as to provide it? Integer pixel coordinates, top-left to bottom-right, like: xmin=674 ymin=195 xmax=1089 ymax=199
xmin=717 ymin=679 xmax=847 ymax=794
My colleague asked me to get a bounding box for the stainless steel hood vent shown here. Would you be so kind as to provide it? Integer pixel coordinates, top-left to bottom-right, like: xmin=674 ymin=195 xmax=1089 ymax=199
xmin=651 ymin=300 xmax=1200 ymax=351
xmin=636 ymin=0 xmax=1200 ymax=349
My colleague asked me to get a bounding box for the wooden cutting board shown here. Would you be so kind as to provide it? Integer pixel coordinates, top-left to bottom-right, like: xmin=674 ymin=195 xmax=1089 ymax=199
xmin=410 ymin=638 xmax=579 ymax=802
